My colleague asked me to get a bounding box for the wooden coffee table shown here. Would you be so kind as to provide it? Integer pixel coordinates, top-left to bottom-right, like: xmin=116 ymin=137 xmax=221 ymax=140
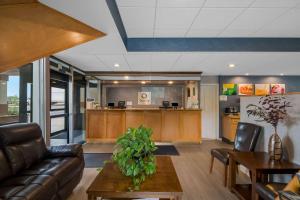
xmin=87 ymin=156 xmax=183 ymax=200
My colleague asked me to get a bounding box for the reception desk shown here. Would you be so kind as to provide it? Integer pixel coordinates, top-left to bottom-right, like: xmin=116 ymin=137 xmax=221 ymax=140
xmin=86 ymin=109 xmax=201 ymax=143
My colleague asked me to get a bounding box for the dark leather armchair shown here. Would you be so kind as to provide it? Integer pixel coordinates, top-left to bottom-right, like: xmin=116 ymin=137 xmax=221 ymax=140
xmin=210 ymin=122 xmax=262 ymax=186
xmin=0 ymin=123 xmax=84 ymax=200
xmin=256 ymin=172 xmax=300 ymax=200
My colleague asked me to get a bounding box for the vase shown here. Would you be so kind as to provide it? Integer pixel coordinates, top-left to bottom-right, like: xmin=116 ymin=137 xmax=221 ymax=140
xmin=268 ymin=133 xmax=283 ymax=161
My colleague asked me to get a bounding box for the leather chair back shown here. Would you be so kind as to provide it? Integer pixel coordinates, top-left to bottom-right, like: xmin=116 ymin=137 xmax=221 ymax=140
xmin=234 ymin=122 xmax=262 ymax=152
xmin=0 ymin=123 xmax=47 ymax=174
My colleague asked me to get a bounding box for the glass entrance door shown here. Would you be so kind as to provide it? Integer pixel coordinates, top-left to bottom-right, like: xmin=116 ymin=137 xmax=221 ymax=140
xmin=72 ymin=72 xmax=86 ymax=144
xmin=50 ymin=75 xmax=69 ymax=145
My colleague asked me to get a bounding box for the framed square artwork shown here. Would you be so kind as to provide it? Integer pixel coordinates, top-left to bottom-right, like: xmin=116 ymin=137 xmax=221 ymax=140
xmin=238 ymin=84 xmax=254 ymax=96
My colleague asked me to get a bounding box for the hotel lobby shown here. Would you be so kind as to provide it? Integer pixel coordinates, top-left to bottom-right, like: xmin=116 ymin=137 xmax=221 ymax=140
xmin=1 ymin=0 xmax=300 ymax=200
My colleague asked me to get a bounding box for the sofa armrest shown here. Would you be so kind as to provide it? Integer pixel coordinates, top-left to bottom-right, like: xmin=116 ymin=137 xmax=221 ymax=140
xmin=47 ymin=144 xmax=83 ymax=158
xmin=256 ymin=183 xmax=277 ymax=200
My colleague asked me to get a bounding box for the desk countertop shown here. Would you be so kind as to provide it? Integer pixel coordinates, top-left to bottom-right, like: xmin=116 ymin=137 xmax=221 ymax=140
xmin=87 ymin=108 xmax=202 ymax=111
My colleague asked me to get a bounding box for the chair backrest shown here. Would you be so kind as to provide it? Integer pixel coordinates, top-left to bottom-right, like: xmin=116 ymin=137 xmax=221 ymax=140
xmin=0 ymin=123 xmax=47 ymax=174
xmin=233 ymin=122 xmax=262 ymax=152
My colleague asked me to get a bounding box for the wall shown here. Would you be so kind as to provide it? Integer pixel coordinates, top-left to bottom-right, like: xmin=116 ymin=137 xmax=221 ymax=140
xmin=200 ymin=84 xmax=219 ymax=139
xmin=200 ymin=76 xmax=219 ymax=139
xmin=240 ymin=95 xmax=300 ymax=164
xmin=104 ymin=85 xmax=185 ymax=108
xmin=219 ymin=76 xmax=300 ymax=138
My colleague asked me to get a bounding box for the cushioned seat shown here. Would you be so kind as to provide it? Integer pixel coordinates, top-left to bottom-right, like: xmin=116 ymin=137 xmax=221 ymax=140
xmin=0 ymin=186 xmax=24 ymax=199
xmin=11 ymin=184 xmax=51 ymax=200
xmin=0 ymin=174 xmax=58 ymax=200
xmin=256 ymin=182 xmax=285 ymax=200
xmin=0 ymin=123 xmax=84 ymax=200
xmin=1 ymin=175 xmax=53 ymax=187
xmin=211 ymin=149 xmax=229 ymax=165
xmin=22 ymin=157 xmax=83 ymax=187
xmin=256 ymin=172 xmax=300 ymax=200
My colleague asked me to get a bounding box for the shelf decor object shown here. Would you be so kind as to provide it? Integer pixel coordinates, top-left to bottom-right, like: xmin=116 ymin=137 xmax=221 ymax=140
xmin=246 ymin=95 xmax=292 ymax=161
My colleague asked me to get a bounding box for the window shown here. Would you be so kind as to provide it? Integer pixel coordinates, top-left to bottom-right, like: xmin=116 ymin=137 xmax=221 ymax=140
xmin=0 ymin=64 xmax=33 ymax=125
xmin=50 ymin=78 xmax=68 ymax=136
xmin=51 ymin=87 xmax=66 ymax=110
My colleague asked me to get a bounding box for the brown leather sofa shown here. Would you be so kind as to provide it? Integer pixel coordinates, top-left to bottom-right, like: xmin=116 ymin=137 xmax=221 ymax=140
xmin=0 ymin=123 xmax=84 ymax=200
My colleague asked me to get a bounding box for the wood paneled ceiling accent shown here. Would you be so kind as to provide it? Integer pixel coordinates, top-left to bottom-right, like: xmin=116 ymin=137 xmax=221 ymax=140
xmin=0 ymin=0 xmax=38 ymax=6
xmin=0 ymin=1 xmax=105 ymax=72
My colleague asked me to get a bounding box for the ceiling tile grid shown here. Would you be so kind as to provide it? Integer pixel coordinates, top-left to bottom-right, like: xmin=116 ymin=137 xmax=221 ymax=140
xmin=155 ymin=8 xmax=200 ymax=30
xmin=117 ymin=0 xmax=300 ymax=38
xmin=251 ymin=0 xmax=300 ymax=8
xmin=96 ymin=55 xmax=131 ymax=71
xmin=43 ymin=0 xmax=300 ymax=75
xmin=204 ymin=0 xmax=254 ymax=8
xmin=189 ymin=8 xmax=245 ymax=30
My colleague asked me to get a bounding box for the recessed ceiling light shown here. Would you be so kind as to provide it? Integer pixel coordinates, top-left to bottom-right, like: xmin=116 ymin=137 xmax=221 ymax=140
xmin=124 ymin=76 xmax=129 ymax=80
xmin=113 ymin=81 xmax=119 ymax=84
xmin=228 ymin=64 xmax=235 ymax=68
xmin=141 ymin=81 xmax=146 ymax=84
xmin=280 ymin=73 xmax=284 ymax=76
xmin=245 ymin=73 xmax=249 ymax=76
xmin=168 ymin=81 xmax=173 ymax=84
xmin=114 ymin=63 xmax=120 ymax=68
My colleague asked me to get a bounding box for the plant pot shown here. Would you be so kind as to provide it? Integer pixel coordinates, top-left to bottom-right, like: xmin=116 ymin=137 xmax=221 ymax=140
xmin=268 ymin=133 xmax=283 ymax=161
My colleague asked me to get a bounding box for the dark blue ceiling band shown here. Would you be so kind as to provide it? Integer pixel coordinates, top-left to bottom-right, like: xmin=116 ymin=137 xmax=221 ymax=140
xmin=106 ymin=0 xmax=300 ymax=52
xmin=105 ymin=0 xmax=127 ymax=46
xmin=126 ymin=38 xmax=300 ymax=52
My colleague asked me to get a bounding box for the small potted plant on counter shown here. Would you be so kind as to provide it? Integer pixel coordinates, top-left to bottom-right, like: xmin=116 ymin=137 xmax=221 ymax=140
xmin=246 ymin=95 xmax=291 ymax=161
xmin=112 ymin=125 xmax=157 ymax=190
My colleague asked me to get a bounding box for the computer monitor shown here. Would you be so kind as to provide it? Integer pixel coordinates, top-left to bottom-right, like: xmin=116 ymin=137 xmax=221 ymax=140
xmin=118 ymin=101 xmax=126 ymax=109
xmin=172 ymin=102 xmax=178 ymax=107
xmin=107 ymin=103 xmax=114 ymax=108
xmin=162 ymin=101 xmax=170 ymax=108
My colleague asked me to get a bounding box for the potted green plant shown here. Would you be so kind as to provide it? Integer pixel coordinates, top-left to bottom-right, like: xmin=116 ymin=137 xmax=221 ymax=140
xmin=246 ymin=95 xmax=291 ymax=161
xmin=112 ymin=126 xmax=157 ymax=190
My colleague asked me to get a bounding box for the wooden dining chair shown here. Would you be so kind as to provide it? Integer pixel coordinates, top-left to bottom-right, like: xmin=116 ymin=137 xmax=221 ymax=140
xmin=210 ymin=122 xmax=262 ymax=186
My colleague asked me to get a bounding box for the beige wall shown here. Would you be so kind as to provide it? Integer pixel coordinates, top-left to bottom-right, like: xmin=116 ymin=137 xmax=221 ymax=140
xmin=240 ymin=94 xmax=300 ymax=164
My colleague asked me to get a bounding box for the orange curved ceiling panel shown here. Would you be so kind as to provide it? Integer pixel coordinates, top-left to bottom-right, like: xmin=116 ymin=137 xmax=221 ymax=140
xmin=0 ymin=1 xmax=105 ymax=72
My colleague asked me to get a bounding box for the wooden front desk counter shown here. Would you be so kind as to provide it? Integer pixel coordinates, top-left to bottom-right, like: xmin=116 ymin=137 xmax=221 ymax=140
xmin=86 ymin=108 xmax=201 ymax=143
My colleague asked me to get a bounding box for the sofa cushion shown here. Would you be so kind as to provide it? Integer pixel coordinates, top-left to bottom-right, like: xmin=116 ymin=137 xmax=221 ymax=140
xmin=11 ymin=184 xmax=51 ymax=200
xmin=21 ymin=157 xmax=83 ymax=187
xmin=0 ymin=175 xmax=57 ymax=200
xmin=0 ymin=186 xmax=24 ymax=199
xmin=0 ymin=150 xmax=12 ymax=182
xmin=0 ymin=123 xmax=47 ymax=174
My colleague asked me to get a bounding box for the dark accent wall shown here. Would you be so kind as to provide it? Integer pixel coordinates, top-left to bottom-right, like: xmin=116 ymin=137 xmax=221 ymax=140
xmin=104 ymin=85 xmax=184 ymax=108
xmin=219 ymin=76 xmax=300 ymax=138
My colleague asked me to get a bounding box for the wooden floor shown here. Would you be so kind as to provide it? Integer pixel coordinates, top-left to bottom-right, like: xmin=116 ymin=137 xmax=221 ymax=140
xmin=68 ymin=140 xmax=250 ymax=200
